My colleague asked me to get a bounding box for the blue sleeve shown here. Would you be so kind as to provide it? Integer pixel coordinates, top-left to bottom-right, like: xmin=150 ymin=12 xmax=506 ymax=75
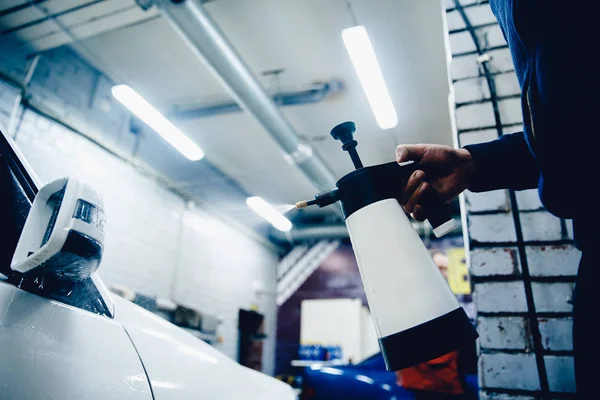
xmin=463 ymin=132 xmax=539 ymax=192
xmin=522 ymin=1 xmax=599 ymax=219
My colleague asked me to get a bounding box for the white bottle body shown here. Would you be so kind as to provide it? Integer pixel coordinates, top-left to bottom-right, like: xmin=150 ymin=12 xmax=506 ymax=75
xmin=345 ymin=198 xmax=460 ymax=338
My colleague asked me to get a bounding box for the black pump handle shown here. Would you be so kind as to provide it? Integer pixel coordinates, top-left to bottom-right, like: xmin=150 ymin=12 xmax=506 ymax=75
xmin=330 ymin=121 xmax=363 ymax=169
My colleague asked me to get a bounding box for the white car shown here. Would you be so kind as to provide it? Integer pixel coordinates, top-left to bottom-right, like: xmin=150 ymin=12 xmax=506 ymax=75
xmin=0 ymin=127 xmax=295 ymax=400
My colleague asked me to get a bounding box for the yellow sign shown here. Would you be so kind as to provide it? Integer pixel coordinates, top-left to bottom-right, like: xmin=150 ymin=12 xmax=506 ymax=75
xmin=447 ymin=247 xmax=471 ymax=295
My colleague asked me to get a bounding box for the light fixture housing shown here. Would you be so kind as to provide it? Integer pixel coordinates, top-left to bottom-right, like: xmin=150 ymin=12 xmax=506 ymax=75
xmin=112 ymin=84 xmax=204 ymax=161
xmin=246 ymin=196 xmax=293 ymax=232
xmin=342 ymin=25 xmax=398 ymax=130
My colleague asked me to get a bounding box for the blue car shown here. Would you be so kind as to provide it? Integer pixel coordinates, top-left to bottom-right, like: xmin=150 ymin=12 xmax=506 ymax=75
xmin=299 ymin=353 xmax=478 ymax=399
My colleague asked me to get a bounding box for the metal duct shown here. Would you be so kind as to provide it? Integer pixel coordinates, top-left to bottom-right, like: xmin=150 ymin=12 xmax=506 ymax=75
xmin=171 ymin=80 xmax=344 ymax=120
xmin=153 ymin=0 xmax=337 ymax=191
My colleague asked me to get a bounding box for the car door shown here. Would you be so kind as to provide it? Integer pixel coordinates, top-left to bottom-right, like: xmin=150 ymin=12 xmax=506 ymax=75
xmin=0 ymin=127 xmax=152 ymax=400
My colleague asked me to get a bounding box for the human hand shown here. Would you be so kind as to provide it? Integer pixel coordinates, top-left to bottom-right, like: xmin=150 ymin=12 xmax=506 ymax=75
xmin=395 ymin=144 xmax=474 ymax=221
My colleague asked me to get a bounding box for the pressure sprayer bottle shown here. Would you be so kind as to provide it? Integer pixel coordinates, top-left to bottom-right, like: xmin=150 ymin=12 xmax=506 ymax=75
xmin=296 ymin=121 xmax=478 ymax=371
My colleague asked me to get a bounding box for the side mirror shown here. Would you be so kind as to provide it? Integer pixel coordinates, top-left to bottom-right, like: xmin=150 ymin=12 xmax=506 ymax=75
xmin=11 ymin=176 xmax=106 ymax=282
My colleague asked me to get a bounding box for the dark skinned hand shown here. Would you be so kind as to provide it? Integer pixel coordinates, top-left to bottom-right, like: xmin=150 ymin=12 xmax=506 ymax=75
xmin=395 ymin=144 xmax=475 ymax=221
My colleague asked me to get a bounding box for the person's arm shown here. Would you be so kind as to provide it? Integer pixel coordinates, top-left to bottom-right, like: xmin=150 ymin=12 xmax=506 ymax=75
xmin=514 ymin=1 xmax=598 ymax=219
xmin=463 ymin=131 xmax=539 ymax=192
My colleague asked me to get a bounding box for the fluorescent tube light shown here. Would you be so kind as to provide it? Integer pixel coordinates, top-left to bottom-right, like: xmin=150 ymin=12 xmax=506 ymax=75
xmin=246 ymin=196 xmax=292 ymax=232
xmin=342 ymin=25 xmax=398 ymax=130
xmin=111 ymin=84 xmax=204 ymax=161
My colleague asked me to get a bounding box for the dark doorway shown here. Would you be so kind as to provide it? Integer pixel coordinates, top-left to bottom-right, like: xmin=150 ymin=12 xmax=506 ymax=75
xmin=238 ymin=309 xmax=266 ymax=371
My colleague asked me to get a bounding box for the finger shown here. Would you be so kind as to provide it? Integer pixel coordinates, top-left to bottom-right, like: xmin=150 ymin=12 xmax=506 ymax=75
xmin=396 ymin=144 xmax=427 ymax=164
xmin=399 ymin=170 xmax=426 ymax=204
xmin=412 ymin=205 xmax=427 ymax=221
xmin=404 ymin=181 xmax=429 ymax=214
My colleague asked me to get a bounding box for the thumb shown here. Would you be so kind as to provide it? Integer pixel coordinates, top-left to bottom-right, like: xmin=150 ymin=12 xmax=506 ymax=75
xmin=396 ymin=144 xmax=426 ymax=164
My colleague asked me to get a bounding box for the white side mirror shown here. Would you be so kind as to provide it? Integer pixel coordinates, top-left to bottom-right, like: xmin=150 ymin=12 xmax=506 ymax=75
xmin=11 ymin=176 xmax=105 ymax=281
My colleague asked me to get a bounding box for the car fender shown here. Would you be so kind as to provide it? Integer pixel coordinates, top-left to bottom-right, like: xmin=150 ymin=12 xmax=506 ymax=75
xmin=113 ymin=296 xmax=295 ymax=400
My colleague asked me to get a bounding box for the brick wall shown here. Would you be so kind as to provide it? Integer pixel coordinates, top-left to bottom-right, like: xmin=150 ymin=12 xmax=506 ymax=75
xmin=0 ymin=38 xmax=279 ymax=374
xmin=444 ymin=1 xmax=579 ymax=397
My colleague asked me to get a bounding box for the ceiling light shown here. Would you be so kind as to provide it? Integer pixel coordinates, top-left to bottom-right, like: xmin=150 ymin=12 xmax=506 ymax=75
xmin=246 ymin=196 xmax=292 ymax=232
xmin=111 ymin=84 xmax=204 ymax=161
xmin=342 ymin=25 xmax=398 ymax=130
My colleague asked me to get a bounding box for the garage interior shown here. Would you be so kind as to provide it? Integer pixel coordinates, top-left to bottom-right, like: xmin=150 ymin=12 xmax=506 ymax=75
xmin=0 ymin=0 xmax=580 ymax=399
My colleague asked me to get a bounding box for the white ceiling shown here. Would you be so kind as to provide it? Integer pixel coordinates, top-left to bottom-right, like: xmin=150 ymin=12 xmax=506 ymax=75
xmin=2 ymin=0 xmax=455 ymax=208
xmin=0 ymin=0 xmax=159 ymax=51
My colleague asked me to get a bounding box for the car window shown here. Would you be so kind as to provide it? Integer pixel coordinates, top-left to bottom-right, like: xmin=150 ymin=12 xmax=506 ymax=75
xmin=0 ymin=131 xmax=34 ymax=277
xmin=0 ymin=127 xmax=113 ymax=317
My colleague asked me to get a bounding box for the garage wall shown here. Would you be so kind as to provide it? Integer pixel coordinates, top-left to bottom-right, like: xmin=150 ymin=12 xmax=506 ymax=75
xmin=275 ymin=244 xmax=368 ymax=374
xmin=444 ymin=1 xmax=578 ymax=398
xmin=0 ymin=39 xmax=278 ymax=374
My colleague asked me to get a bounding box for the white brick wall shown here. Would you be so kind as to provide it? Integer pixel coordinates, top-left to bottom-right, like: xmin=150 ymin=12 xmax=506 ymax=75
xmin=494 ymin=73 xmax=521 ymax=97
xmin=444 ymin=0 xmax=480 ymax=9
xmin=515 ymin=189 xmax=543 ymax=211
xmin=1 ymin=41 xmax=280 ymax=374
xmin=498 ymin=98 xmax=523 ymax=125
xmin=519 ymin=212 xmax=563 ymax=242
xmin=477 ymin=316 xmax=529 ymax=350
xmin=456 ymin=102 xmax=495 ymax=130
xmin=459 ymin=129 xmax=498 ymax=146
xmin=544 ymin=356 xmax=576 ymax=393
xmin=446 ymin=10 xmax=467 ymax=31
xmin=470 ymin=247 xmax=520 ymax=277
xmin=465 ymin=190 xmax=508 ymax=213
xmin=453 ymin=76 xmax=490 ymax=103
xmin=463 ymin=5 xmax=497 ymax=27
xmin=450 ymin=25 xmax=506 ymax=54
xmin=531 ymin=283 xmax=574 ymax=313
xmin=539 ymin=318 xmax=573 ymax=351
xmin=468 ymin=213 xmax=517 ymax=242
xmin=476 ymin=25 xmax=508 ymax=49
xmin=450 ymin=53 xmax=478 ymax=80
xmin=474 ymin=282 xmax=527 ymax=313
xmin=479 ymin=353 xmax=540 ymax=391
xmin=566 ymin=219 xmax=574 ymax=240
xmin=455 ymin=99 xmax=521 ymax=132
xmin=502 ymin=125 xmax=523 ymax=135
xmin=446 ymin=5 xmax=497 ymax=31
xmin=449 ymin=31 xmax=477 ymax=54
xmin=174 ymin=208 xmax=278 ymax=365
xmin=446 ymin=3 xmax=578 ymax=396
xmin=480 ymin=394 xmax=535 ymax=400
xmin=525 ymin=246 xmax=580 ymax=277
xmin=487 ymin=48 xmax=516 ymax=74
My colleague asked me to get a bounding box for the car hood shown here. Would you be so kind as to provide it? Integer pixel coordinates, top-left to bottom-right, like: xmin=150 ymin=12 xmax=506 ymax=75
xmin=113 ymin=296 xmax=294 ymax=400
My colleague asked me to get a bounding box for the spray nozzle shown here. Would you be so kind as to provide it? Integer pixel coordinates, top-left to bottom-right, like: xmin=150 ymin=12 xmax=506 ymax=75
xmin=295 ymin=188 xmax=340 ymax=209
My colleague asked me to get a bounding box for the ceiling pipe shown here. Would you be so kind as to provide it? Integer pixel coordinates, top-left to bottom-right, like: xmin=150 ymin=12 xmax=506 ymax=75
xmin=151 ymin=0 xmax=338 ymax=192
xmin=171 ymin=80 xmax=344 ymax=121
